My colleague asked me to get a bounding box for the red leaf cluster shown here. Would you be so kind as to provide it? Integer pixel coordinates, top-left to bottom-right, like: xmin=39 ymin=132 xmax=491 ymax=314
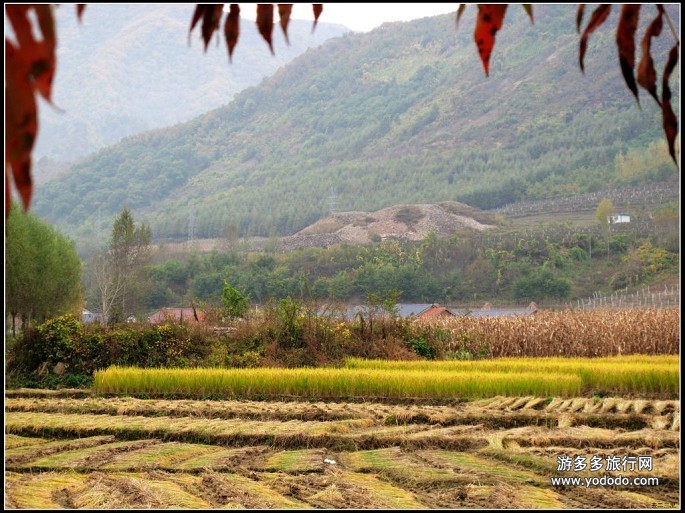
xmin=474 ymin=5 xmax=509 ymax=77
xmin=188 ymin=3 xmax=323 ymax=60
xmin=5 ymin=4 xmax=62 ymax=216
xmin=577 ymin=4 xmax=679 ymax=164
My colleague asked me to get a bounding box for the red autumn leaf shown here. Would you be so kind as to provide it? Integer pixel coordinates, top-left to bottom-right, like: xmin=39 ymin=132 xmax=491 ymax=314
xmin=201 ymin=4 xmax=223 ymax=52
xmin=189 ymin=4 xmax=208 ymax=37
xmin=76 ymin=4 xmax=86 ymax=22
xmin=5 ymin=5 xmax=32 ymax=47
xmin=579 ymin=4 xmax=611 ymax=73
xmin=6 ymin=5 xmax=57 ymax=103
xmin=576 ymin=4 xmax=585 ymax=33
xmin=522 ymin=4 xmax=534 ymax=24
xmin=256 ymin=4 xmax=274 ymax=54
xmin=661 ymin=44 xmax=679 ymax=164
xmin=616 ymin=4 xmax=641 ymax=103
xmin=312 ymin=4 xmax=323 ymax=32
xmin=4 ymin=4 xmax=58 ymax=213
xmin=474 ymin=4 xmax=508 ymax=77
xmin=637 ymin=7 xmax=663 ymax=106
xmin=5 ymin=39 xmax=36 ymax=212
xmin=32 ymin=4 xmax=57 ymax=103
xmin=224 ymin=4 xmax=240 ymax=63
xmin=456 ymin=4 xmax=466 ymax=27
xmin=278 ymin=4 xmax=293 ymax=44
xmin=188 ymin=4 xmax=221 ymax=50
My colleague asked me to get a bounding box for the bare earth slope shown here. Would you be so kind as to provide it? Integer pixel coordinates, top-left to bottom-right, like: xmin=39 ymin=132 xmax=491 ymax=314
xmin=280 ymin=202 xmax=500 ymax=251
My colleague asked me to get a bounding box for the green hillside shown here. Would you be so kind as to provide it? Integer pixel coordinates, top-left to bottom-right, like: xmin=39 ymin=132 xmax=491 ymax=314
xmin=32 ymin=4 xmax=679 ymax=247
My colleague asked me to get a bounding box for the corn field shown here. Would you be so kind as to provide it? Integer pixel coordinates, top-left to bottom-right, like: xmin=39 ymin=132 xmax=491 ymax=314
xmin=412 ymin=308 xmax=679 ymax=357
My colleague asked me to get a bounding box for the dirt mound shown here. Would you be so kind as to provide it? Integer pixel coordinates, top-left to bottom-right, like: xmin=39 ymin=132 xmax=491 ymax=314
xmin=281 ymin=202 xmax=499 ymax=251
xmin=150 ymin=202 xmax=501 ymax=254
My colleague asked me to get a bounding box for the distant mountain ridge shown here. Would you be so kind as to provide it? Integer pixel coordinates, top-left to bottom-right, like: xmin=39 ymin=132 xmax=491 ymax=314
xmin=31 ymin=3 xmax=349 ymax=163
xmin=32 ymin=4 xmax=679 ymax=249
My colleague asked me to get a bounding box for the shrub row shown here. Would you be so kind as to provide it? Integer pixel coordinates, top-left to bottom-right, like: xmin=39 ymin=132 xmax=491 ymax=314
xmin=9 ymin=315 xmax=215 ymax=377
xmin=6 ymin=306 xmax=679 ymax=388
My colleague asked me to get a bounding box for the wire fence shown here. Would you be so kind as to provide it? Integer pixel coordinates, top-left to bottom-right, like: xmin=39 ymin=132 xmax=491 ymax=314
xmin=493 ymin=182 xmax=679 ymax=218
xmin=573 ymin=284 xmax=680 ymax=310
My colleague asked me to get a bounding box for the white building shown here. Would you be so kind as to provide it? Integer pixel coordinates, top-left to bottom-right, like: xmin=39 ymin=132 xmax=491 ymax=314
xmin=608 ymin=214 xmax=630 ymax=224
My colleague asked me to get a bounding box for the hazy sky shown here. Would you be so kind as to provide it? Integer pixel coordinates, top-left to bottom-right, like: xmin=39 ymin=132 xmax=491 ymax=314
xmin=236 ymin=4 xmax=459 ymax=33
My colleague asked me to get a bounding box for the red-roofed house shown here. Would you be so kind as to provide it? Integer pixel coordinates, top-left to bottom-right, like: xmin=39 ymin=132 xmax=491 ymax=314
xmin=147 ymin=307 xmax=204 ymax=324
xmin=417 ymin=304 xmax=455 ymax=319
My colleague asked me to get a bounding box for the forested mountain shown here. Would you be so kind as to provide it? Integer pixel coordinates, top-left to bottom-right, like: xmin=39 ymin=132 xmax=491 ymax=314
xmin=28 ymin=4 xmax=349 ymax=164
xmin=33 ymin=4 xmax=679 ymax=249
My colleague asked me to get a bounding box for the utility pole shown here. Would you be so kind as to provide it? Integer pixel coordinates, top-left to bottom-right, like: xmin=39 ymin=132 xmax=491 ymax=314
xmin=97 ymin=206 xmax=103 ymax=244
xmin=188 ymin=210 xmax=196 ymax=246
xmin=589 ymin=234 xmax=592 ymax=260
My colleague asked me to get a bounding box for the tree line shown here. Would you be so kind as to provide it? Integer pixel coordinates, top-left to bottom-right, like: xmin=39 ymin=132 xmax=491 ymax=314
xmin=7 ymin=203 xmax=678 ymax=332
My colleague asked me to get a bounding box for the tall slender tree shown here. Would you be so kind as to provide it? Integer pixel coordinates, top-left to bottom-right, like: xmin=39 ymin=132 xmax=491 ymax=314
xmin=595 ymin=198 xmax=616 ymax=257
xmin=90 ymin=208 xmax=151 ymax=324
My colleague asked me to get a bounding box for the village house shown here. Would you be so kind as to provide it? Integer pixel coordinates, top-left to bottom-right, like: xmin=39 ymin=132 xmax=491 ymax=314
xmin=336 ymin=303 xmax=456 ymax=320
xmin=82 ymin=309 xmax=104 ymax=324
xmin=147 ymin=307 xmax=205 ymax=324
xmin=468 ymin=302 xmax=538 ymax=318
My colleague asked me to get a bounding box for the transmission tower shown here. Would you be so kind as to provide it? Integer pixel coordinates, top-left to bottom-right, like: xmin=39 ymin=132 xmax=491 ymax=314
xmin=328 ymin=188 xmax=336 ymax=216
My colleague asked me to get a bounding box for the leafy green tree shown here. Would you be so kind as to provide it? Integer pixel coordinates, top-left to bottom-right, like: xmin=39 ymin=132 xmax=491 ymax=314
xmin=221 ymin=281 xmax=249 ymax=319
xmin=328 ymin=271 xmax=353 ymax=301
xmin=615 ymin=140 xmax=677 ymax=184
xmin=366 ymin=289 xmax=403 ymax=316
xmin=513 ymin=267 xmax=571 ymax=302
xmin=651 ymin=202 xmax=679 ymax=252
xmin=274 ymin=296 xmax=304 ymax=349
xmin=595 ymin=198 xmax=616 ymax=226
xmin=6 ymin=206 xmax=82 ymax=334
xmin=419 ymin=231 xmax=445 ymax=274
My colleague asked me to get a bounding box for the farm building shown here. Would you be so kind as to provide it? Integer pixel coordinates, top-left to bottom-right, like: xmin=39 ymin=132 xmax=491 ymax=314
xmin=397 ymin=304 xmax=433 ymax=317
xmin=340 ymin=304 xmax=456 ymax=320
xmin=608 ymin=214 xmax=631 ymax=224
xmin=468 ymin=308 xmax=535 ymax=318
xmin=82 ymin=309 xmax=104 ymax=324
xmin=147 ymin=307 xmax=204 ymax=324
xmin=396 ymin=304 xmax=456 ymax=318
xmin=467 ymin=302 xmax=538 ymax=318
xmin=413 ymin=304 xmax=455 ymax=319
xmin=321 ymin=303 xmax=533 ymax=321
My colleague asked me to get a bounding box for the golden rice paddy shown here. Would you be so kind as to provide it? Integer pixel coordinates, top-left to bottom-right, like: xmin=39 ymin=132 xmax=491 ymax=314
xmin=91 ymin=354 xmax=679 ymax=401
